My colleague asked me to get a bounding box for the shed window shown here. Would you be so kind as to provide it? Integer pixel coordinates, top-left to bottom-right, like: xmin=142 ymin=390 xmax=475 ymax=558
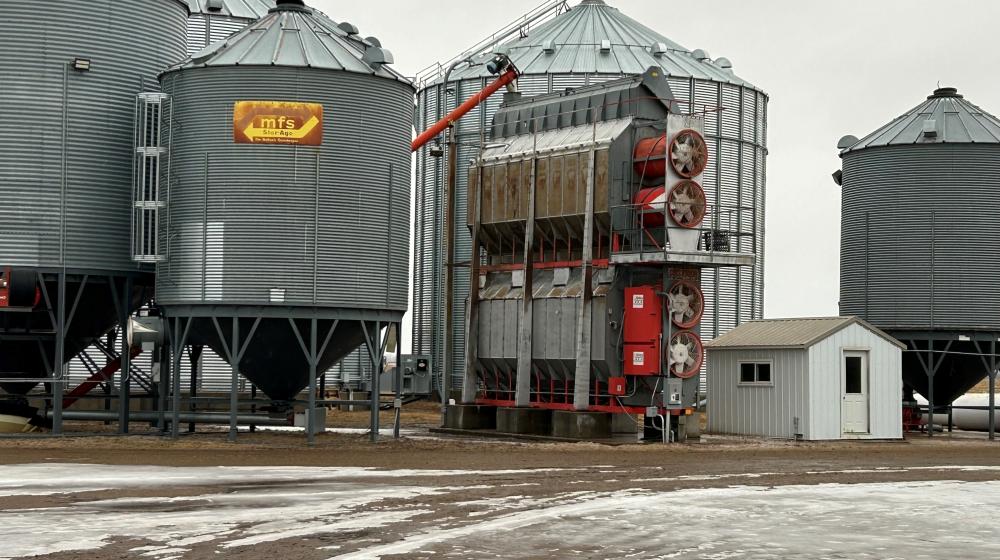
xmin=739 ymin=361 xmax=773 ymax=386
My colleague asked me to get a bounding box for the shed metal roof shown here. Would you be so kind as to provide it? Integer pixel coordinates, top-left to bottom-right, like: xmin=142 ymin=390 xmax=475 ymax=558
xmin=441 ymin=0 xmax=757 ymax=90
xmin=841 ymin=88 xmax=1000 ymax=154
xmin=166 ymin=1 xmax=410 ymax=84
xmin=704 ymin=317 xmax=906 ymax=350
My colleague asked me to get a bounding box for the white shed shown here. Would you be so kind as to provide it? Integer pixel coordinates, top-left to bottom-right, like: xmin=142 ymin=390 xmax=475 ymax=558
xmin=704 ymin=317 xmax=904 ymax=440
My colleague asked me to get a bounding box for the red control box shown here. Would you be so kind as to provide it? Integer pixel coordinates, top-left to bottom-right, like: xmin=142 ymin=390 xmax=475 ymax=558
xmin=624 ymin=285 xmax=661 ymax=344
xmin=624 ymin=342 xmax=660 ymax=376
xmin=608 ymin=377 xmax=627 ymax=396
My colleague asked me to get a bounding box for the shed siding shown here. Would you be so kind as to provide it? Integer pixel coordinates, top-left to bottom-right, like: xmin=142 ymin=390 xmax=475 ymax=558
xmin=706 ymin=348 xmax=810 ymax=439
xmin=808 ymin=323 xmax=902 ymax=440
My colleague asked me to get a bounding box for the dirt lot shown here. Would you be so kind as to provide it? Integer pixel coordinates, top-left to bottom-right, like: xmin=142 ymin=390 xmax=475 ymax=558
xmin=1 ymin=403 xmax=998 ymax=559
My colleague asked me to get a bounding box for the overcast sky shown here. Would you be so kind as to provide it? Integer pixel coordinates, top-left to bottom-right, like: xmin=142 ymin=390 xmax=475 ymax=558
xmin=311 ymin=0 xmax=1000 ymax=324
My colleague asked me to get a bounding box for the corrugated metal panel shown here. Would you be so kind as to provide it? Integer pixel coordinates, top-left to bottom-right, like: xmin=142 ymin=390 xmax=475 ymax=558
xmin=841 ymin=144 xmax=1000 ymax=330
xmin=186 ymin=14 xmax=258 ymax=55
xmin=174 ymin=6 xmax=407 ymax=83
xmin=157 ymin=65 xmax=413 ymax=309
xmin=187 ymin=0 xmax=274 ymax=19
xmin=843 ymin=88 xmax=1000 ymax=153
xmin=706 ymin=317 xmax=903 ymax=350
xmin=807 ymin=323 xmax=903 ymax=440
xmin=440 ymin=1 xmax=759 ymax=91
xmin=0 ymin=0 xmax=188 ymax=271
xmin=706 ymin=348 xmax=810 ymax=439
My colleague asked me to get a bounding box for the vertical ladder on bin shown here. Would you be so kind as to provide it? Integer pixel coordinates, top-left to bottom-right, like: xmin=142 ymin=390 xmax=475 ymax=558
xmin=132 ymin=93 xmax=169 ymax=263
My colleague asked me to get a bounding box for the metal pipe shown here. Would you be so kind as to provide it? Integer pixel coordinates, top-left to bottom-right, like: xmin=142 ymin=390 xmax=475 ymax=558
xmin=46 ymin=410 xmax=289 ymax=426
xmin=411 ymin=67 xmax=518 ymax=152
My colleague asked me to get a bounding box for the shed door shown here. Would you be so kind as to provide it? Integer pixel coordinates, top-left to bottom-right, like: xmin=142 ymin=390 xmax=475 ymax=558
xmin=842 ymin=351 xmax=870 ymax=434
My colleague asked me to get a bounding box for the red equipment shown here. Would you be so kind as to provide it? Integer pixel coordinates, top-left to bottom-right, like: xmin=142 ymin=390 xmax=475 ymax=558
xmin=411 ymin=55 xmax=519 ymax=152
xmin=633 ymin=135 xmax=669 ymax=179
xmin=667 ymin=280 xmax=704 ymax=330
xmin=62 ymin=347 xmax=142 ymax=409
xmin=634 ymin=186 xmax=668 ymax=228
xmin=668 ymin=129 xmax=709 ymax=178
xmin=608 ymin=377 xmax=627 ymax=396
xmin=624 ymin=286 xmax=662 ymax=376
xmin=666 ymin=180 xmax=707 ymax=229
xmin=667 ymin=331 xmax=704 ymax=379
xmin=0 ymin=267 xmax=41 ymax=309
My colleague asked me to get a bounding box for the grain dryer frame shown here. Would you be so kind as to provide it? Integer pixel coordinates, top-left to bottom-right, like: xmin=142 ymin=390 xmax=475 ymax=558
xmin=452 ymin=68 xmax=755 ymax=441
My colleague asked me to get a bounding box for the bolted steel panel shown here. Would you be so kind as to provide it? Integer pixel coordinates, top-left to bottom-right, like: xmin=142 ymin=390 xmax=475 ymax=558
xmin=0 ymin=0 xmax=189 ymax=271
xmin=158 ymin=66 xmax=413 ymax=310
xmin=841 ymin=143 xmax=1000 ymax=330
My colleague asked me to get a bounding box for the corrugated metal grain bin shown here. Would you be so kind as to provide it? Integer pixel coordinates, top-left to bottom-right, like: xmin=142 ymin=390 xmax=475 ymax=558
xmin=838 ymin=87 xmax=1000 ymax=405
xmin=157 ymin=0 xmax=414 ymax=401
xmin=0 ymin=0 xmax=189 ymax=393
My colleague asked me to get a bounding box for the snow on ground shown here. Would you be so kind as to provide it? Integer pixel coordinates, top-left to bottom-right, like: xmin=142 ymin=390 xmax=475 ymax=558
xmin=0 ymin=463 xmax=579 ymax=497
xmin=1 ymin=465 xmax=999 ymax=559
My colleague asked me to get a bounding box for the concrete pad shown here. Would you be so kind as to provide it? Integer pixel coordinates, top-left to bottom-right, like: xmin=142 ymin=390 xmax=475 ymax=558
xmin=611 ymin=412 xmax=641 ymax=434
xmin=445 ymin=405 xmax=497 ymax=430
xmin=551 ymin=411 xmax=612 ymax=440
xmin=497 ymin=407 xmax=551 ymax=435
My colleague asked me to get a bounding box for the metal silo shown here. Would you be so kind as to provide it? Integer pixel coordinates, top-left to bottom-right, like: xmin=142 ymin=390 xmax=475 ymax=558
xmin=157 ymin=0 xmax=413 ymax=430
xmin=185 ymin=0 xmax=275 ymax=55
xmin=0 ymin=0 xmax=189 ymax=425
xmin=412 ymin=0 xmax=768 ymax=395
xmin=838 ymin=87 xmax=1000 ymax=417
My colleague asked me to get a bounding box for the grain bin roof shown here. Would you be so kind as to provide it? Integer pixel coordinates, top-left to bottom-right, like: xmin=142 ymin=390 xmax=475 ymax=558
xmin=704 ymin=317 xmax=905 ymax=350
xmin=167 ymin=0 xmax=411 ymax=84
xmin=441 ymin=0 xmax=757 ymax=90
xmin=841 ymin=87 xmax=1000 ymax=154
xmin=186 ymin=0 xmax=274 ymax=18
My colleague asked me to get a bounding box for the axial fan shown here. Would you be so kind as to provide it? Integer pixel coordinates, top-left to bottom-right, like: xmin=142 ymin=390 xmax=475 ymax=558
xmin=667 ymin=331 xmax=704 ymax=379
xmin=632 ymin=135 xmax=668 ymax=179
xmin=667 ymin=180 xmax=707 ymax=229
xmin=667 ymin=280 xmax=704 ymax=329
xmin=633 ymin=186 xmax=668 ymax=228
xmin=669 ymin=129 xmax=708 ymax=178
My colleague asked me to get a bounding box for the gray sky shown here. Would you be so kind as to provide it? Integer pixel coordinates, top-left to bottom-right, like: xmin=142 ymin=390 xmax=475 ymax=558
xmin=312 ymin=0 xmax=1000 ymax=322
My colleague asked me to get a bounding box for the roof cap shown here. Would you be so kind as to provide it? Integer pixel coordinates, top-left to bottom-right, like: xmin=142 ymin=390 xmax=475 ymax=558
xmin=929 ymin=87 xmax=962 ymax=99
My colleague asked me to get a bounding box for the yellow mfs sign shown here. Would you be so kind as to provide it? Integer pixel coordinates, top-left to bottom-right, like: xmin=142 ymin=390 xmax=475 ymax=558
xmin=233 ymin=101 xmax=323 ymax=145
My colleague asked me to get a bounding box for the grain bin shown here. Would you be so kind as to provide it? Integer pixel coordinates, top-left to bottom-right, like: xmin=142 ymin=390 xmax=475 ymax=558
xmin=185 ymin=0 xmax=275 ymax=55
xmin=839 ymin=87 xmax=1000 ymax=407
xmin=0 ymin=0 xmax=189 ymax=396
xmin=157 ymin=0 xmax=414 ymax=402
xmin=412 ymin=0 xmax=768 ymax=396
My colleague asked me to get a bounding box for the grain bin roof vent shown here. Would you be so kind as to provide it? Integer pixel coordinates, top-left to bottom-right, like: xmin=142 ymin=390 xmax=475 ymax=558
xmin=922 ymin=119 xmax=938 ymax=138
xmin=837 ymin=135 xmax=859 ymax=150
xmin=715 ymin=57 xmax=733 ymax=71
xmin=651 ymin=42 xmax=668 ymax=57
xmin=270 ymin=0 xmax=310 ymax=13
xmin=691 ymin=48 xmax=710 ymax=61
xmin=338 ymin=21 xmax=360 ymax=35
